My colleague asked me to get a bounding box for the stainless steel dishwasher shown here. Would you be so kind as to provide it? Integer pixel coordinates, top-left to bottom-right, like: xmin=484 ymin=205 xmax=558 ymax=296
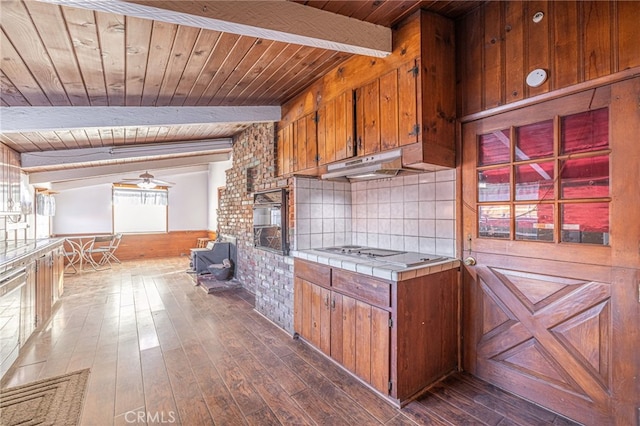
xmin=0 ymin=267 xmax=27 ymax=379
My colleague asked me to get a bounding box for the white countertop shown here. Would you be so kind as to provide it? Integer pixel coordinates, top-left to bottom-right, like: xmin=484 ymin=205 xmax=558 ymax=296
xmin=291 ymin=249 xmax=460 ymax=281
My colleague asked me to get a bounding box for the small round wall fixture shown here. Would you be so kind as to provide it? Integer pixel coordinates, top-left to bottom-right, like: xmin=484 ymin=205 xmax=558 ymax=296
xmin=533 ymin=11 xmax=544 ymax=23
xmin=526 ymin=68 xmax=548 ymax=87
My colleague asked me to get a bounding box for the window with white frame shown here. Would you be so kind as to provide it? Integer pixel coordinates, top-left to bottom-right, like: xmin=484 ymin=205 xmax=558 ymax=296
xmin=112 ymin=186 xmax=168 ymax=233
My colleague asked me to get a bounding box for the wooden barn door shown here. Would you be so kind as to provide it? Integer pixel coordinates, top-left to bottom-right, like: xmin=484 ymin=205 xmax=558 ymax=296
xmin=461 ymin=78 xmax=639 ymax=425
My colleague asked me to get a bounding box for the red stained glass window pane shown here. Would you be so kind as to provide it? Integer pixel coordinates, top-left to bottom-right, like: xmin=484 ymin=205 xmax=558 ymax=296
xmin=515 ymin=204 xmax=554 ymax=241
xmin=516 ymin=120 xmax=553 ymax=160
xmin=478 ymin=130 xmax=510 ymax=166
xmin=478 ymin=167 xmax=510 ymax=202
xmin=515 ymin=162 xmax=554 ymax=200
xmin=561 ymin=203 xmax=609 ymax=245
xmin=562 ymin=108 xmax=609 ymax=154
xmin=479 ymin=205 xmax=511 ymax=239
xmin=561 ymin=155 xmax=609 ymax=199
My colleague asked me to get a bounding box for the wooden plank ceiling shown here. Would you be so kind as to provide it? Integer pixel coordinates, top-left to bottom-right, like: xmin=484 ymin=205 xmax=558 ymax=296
xmin=0 ymin=0 xmax=483 ymax=179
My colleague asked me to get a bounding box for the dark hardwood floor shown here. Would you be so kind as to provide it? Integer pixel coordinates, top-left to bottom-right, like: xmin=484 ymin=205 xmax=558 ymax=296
xmin=2 ymin=257 xmax=580 ymax=425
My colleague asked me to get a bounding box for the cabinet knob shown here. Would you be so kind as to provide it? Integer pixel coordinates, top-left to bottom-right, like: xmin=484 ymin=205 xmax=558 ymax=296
xmin=464 ymin=256 xmax=477 ymax=266
xmin=324 ymin=294 xmax=329 ymax=307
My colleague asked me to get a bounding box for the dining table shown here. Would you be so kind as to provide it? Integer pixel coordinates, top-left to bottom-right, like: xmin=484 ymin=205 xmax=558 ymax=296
xmin=63 ymin=235 xmax=104 ymax=272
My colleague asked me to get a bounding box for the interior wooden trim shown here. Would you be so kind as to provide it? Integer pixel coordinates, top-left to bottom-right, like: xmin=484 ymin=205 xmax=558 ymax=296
xmin=459 ymin=66 xmax=640 ymax=123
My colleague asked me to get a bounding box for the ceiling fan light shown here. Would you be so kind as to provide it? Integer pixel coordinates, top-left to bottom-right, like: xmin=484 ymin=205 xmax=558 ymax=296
xmin=137 ymin=181 xmax=157 ymax=189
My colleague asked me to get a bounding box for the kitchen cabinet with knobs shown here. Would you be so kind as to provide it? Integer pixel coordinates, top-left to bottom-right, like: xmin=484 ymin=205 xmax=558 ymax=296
xmin=293 ymin=258 xmax=459 ymax=406
xmin=279 ymin=10 xmax=456 ymax=175
xmin=317 ymin=90 xmax=354 ymax=166
xmin=277 ymin=112 xmax=318 ymax=176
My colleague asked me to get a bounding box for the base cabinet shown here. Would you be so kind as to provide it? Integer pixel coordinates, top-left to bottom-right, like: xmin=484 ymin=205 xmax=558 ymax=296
xmin=294 ymin=258 xmax=458 ymax=405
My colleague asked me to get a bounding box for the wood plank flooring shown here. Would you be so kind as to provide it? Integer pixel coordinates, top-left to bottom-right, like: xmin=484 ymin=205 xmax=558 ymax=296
xmin=1 ymin=257 xmax=581 ymax=425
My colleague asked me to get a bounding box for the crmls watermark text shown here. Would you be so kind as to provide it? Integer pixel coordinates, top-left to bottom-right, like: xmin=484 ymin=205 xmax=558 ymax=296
xmin=124 ymin=410 xmax=176 ymax=424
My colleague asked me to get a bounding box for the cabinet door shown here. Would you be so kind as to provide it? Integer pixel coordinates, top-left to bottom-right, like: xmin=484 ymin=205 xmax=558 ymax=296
xmin=318 ymin=92 xmax=354 ymax=165
xmin=35 ymin=254 xmax=52 ymax=327
xmin=294 ymin=113 xmax=318 ymax=172
xmin=334 ymin=293 xmax=390 ymax=395
xmin=310 ymin=284 xmax=331 ymax=355
xmin=334 ymin=91 xmax=354 ymax=161
xmin=294 ymin=277 xmax=330 ymax=356
xmin=379 ymin=69 xmax=399 ymax=151
xmin=398 ymin=59 xmax=420 ymax=146
xmin=20 ymin=262 xmax=36 ymax=346
xmin=356 ymin=80 xmax=381 ymax=155
xmin=53 ymin=247 xmax=64 ymax=302
xmin=295 ymin=116 xmax=307 ymax=171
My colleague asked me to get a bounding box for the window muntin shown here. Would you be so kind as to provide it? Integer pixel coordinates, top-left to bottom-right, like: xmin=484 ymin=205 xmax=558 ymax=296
xmin=476 ymin=108 xmax=610 ymax=245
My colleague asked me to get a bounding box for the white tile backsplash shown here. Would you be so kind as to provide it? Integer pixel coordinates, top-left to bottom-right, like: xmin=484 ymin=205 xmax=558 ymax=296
xmin=294 ymin=174 xmax=456 ymax=257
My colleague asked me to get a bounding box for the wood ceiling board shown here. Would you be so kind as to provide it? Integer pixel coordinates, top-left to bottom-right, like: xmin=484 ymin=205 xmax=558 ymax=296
xmin=124 ymin=15 xmax=153 ymax=106
xmin=1 ymin=1 xmax=70 ymax=106
xmin=0 ymin=70 xmax=30 ymax=106
xmin=0 ymin=133 xmax=39 ymax=152
xmin=196 ymin=35 xmax=263 ymax=106
xmin=167 ymin=28 xmax=222 ymax=106
xmin=295 ymin=0 xmax=486 ymax=21
xmin=96 ymin=11 xmax=126 ymax=106
xmin=229 ymin=43 xmax=307 ymax=106
xmin=1 ymin=106 xmax=281 ymax=132
xmin=23 ymin=1 xmax=90 ymax=106
xmin=0 ymin=30 xmax=51 ymax=106
xmin=155 ymin=25 xmax=201 ymax=106
xmin=204 ymin=38 xmax=277 ymax=105
xmin=61 ymin=5 xmax=109 ymax=105
xmin=141 ymin=20 xmax=178 ymax=106
xmin=181 ymin=31 xmax=242 ymax=106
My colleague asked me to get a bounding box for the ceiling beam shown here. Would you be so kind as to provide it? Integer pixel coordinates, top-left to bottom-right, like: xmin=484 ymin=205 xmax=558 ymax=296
xmin=0 ymin=106 xmax=281 ymax=133
xmin=36 ymin=0 xmax=392 ymax=57
xmin=21 ymin=139 xmax=233 ymax=168
xmin=50 ymin=165 xmax=211 ymax=191
xmin=28 ymin=152 xmax=231 ymax=185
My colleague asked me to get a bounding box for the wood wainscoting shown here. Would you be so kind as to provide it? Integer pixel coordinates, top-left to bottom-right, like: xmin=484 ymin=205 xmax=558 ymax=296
xmin=57 ymin=231 xmax=215 ymax=261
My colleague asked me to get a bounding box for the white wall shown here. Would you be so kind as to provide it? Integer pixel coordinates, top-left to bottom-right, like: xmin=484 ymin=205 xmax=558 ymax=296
xmin=53 ymin=185 xmax=112 ymax=235
xmin=52 ymin=169 xmax=214 ymax=235
xmin=208 ymin=158 xmax=232 ymax=232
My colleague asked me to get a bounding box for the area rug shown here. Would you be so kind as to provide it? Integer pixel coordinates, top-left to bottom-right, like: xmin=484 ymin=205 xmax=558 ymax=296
xmin=0 ymin=369 xmax=89 ymax=426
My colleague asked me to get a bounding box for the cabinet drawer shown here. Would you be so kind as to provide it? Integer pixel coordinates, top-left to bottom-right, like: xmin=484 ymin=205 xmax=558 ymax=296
xmin=294 ymin=259 xmax=331 ymax=288
xmin=332 ymin=269 xmax=391 ymax=308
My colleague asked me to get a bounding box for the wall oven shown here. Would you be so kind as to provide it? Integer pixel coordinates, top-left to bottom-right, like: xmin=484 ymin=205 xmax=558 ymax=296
xmin=253 ymin=189 xmax=288 ymax=255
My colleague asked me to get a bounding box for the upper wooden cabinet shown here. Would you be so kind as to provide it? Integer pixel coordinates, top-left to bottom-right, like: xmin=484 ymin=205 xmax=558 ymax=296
xmin=279 ymin=10 xmax=456 ymax=174
xmin=355 ymin=59 xmax=421 ymax=156
xmin=317 ymin=90 xmax=354 ymax=166
xmin=277 ymin=112 xmax=318 ymax=175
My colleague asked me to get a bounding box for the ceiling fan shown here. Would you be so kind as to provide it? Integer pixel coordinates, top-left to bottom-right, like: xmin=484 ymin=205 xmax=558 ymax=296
xmin=119 ymin=171 xmax=174 ymax=189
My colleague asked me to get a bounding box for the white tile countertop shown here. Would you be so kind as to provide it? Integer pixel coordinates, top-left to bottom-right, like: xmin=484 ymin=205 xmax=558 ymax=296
xmin=291 ymin=249 xmax=460 ymax=281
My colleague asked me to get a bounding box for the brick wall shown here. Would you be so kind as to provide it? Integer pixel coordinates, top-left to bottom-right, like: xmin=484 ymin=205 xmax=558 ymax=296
xmin=217 ymin=123 xmax=295 ymax=333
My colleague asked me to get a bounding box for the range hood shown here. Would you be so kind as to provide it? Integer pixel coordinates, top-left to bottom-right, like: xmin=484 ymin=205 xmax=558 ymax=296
xmin=321 ymin=149 xmax=419 ymax=181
